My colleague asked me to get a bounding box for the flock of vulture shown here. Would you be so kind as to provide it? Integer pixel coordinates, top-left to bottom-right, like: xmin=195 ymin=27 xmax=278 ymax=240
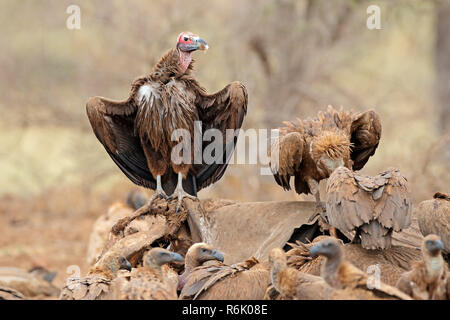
xmin=1 ymin=32 xmax=449 ymax=300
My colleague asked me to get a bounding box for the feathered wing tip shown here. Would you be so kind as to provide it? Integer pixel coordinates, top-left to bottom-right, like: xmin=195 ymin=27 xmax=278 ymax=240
xmin=311 ymin=131 xmax=352 ymax=161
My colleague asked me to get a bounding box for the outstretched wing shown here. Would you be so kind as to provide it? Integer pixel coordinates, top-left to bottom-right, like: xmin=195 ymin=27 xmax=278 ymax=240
xmin=86 ymin=83 xmax=156 ymax=189
xmin=192 ymin=81 xmax=248 ymax=190
xmin=350 ymin=110 xmax=382 ymax=170
xmin=325 ymin=167 xmax=375 ymax=233
xmin=269 ymin=132 xmax=304 ymax=191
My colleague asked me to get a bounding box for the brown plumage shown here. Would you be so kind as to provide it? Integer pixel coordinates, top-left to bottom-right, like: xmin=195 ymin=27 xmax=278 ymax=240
xmin=86 ymin=32 xmax=247 ymax=210
xmin=59 ymin=251 xmax=132 ymax=300
xmin=416 ymin=192 xmax=450 ymax=254
xmin=267 ymin=247 xmax=362 ymax=300
xmin=179 ymin=243 xmax=269 ymax=300
xmin=309 ymin=238 xmax=412 ymax=299
xmin=110 ymin=248 xmax=183 ymax=300
xmin=0 ymin=286 xmax=25 ymax=300
xmin=271 ymin=235 xmax=420 ymax=287
xmin=325 ymin=166 xmax=412 ymax=249
xmin=269 ymin=105 xmax=381 ymax=208
xmin=86 ymin=190 xmax=147 ymax=266
xmin=396 ymin=234 xmax=449 ymax=299
xmin=0 ymin=266 xmax=59 ymax=298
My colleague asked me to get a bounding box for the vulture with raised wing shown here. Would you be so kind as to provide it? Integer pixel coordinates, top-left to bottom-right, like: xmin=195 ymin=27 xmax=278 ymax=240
xmin=269 ymin=105 xmax=381 ymax=210
xmin=86 ymin=32 xmax=248 ymax=210
xmin=179 ymin=243 xmax=270 ymax=300
xmin=416 ymin=192 xmax=450 ymax=254
xmin=325 ymin=166 xmax=412 ymax=249
xmin=396 ymin=234 xmax=449 ymax=300
xmin=59 ymin=251 xmax=131 ymax=300
xmin=110 ymin=248 xmax=183 ymax=300
xmin=309 ymin=238 xmax=412 ymax=299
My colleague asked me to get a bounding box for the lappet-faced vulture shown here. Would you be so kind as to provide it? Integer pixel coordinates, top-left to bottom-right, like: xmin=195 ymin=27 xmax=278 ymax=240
xmin=110 ymin=248 xmax=183 ymax=300
xmin=179 ymin=243 xmax=270 ymax=300
xmin=396 ymin=234 xmax=449 ymax=300
xmin=309 ymin=238 xmax=412 ymax=300
xmin=86 ymin=32 xmax=248 ymax=210
xmin=325 ymin=166 xmax=412 ymax=249
xmin=269 ymin=105 xmax=381 ymax=210
xmin=59 ymin=251 xmax=132 ymax=300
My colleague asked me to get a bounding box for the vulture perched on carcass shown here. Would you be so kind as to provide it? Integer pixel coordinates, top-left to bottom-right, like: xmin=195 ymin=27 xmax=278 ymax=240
xmin=59 ymin=251 xmax=131 ymax=300
xmin=86 ymin=190 xmax=147 ymax=266
xmin=309 ymin=238 xmax=412 ymax=300
xmin=86 ymin=32 xmax=248 ymax=210
xmin=110 ymin=248 xmax=183 ymax=300
xmin=269 ymin=105 xmax=381 ymax=211
xmin=396 ymin=234 xmax=449 ymax=300
xmin=0 ymin=266 xmax=59 ymax=299
xmin=267 ymin=247 xmax=362 ymax=300
xmin=325 ymin=166 xmax=413 ymax=249
xmin=179 ymin=243 xmax=270 ymax=300
xmin=416 ymin=192 xmax=450 ymax=255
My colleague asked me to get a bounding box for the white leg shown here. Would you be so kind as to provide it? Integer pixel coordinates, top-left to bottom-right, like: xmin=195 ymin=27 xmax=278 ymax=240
xmin=147 ymin=175 xmax=168 ymax=207
xmin=170 ymin=172 xmax=199 ymax=212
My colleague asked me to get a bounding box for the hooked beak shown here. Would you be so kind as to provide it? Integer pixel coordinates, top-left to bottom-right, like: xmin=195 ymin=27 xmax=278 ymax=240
xmin=309 ymin=243 xmax=322 ymax=257
xmin=195 ymin=37 xmax=209 ymax=51
xmin=436 ymin=239 xmax=444 ymax=251
xmin=212 ymin=249 xmax=224 ymax=262
xmin=170 ymin=252 xmax=184 ymax=263
xmin=120 ymin=258 xmax=132 ymax=272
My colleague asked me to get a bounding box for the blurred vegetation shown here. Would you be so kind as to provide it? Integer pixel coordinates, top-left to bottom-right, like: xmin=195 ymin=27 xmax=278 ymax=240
xmin=0 ymin=0 xmax=448 ymax=208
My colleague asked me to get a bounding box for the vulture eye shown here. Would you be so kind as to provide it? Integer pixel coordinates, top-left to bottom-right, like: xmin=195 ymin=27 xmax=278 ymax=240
xmin=183 ymin=36 xmax=189 ymax=42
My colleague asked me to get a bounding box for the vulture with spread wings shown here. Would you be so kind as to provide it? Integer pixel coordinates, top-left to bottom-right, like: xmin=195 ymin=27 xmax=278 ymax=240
xmin=86 ymin=32 xmax=247 ymax=210
xmin=325 ymin=166 xmax=412 ymax=249
xmin=269 ymin=105 xmax=381 ymax=209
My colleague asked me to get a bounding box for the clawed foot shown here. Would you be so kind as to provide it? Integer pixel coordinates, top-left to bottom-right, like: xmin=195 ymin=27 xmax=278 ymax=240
xmin=168 ymin=188 xmax=199 ymax=213
xmin=147 ymin=189 xmax=169 ymax=209
xmin=315 ymin=202 xmax=326 ymax=214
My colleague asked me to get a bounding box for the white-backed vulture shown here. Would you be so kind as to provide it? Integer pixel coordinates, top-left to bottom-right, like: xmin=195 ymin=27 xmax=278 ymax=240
xmin=59 ymin=251 xmax=132 ymax=300
xmin=416 ymin=192 xmax=450 ymax=254
xmin=279 ymin=236 xmax=421 ymax=286
xmin=179 ymin=243 xmax=270 ymax=300
xmin=269 ymin=105 xmax=381 ymax=210
xmin=0 ymin=266 xmax=59 ymax=298
xmin=267 ymin=247 xmax=362 ymax=300
xmin=110 ymin=248 xmax=183 ymax=300
xmin=325 ymin=166 xmax=412 ymax=249
xmin=86 ymin=32 xmax=247 ymax=211
xmin=396 ymin=234 xmax=449 ymax=299
xmin=309 ymin=238 xmax=412 ymax=299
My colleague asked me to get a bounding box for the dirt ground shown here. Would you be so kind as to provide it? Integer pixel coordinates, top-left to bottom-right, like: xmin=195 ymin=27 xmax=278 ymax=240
xmin=0 ymin=186 xmax=135 ymax=291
